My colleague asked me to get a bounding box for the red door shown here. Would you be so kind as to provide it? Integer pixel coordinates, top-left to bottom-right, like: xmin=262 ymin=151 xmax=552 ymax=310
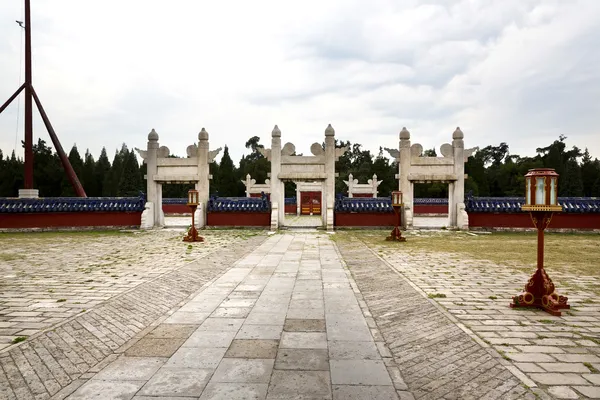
xmin=301 ymin=191 xmax=321 ymax=215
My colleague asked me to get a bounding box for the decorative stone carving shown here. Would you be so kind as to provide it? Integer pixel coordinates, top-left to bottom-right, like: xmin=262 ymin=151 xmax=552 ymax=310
xmin=440 ymin=143 xmax=453 ymax=158
xmin=344 ymin=173 xmax=382 ymax=197
xmin=384 ymin=147 xmax=400 ymax=160
xmin=186 ymin=144 xmax=198 ymax=158
xmin=258 ymin=147 xmax=271 ymax=160
xmin=310 ymin=143 xmax=325 ymax=156
xmin=282 ymin=142 xmax=296 ymax=156
xmin=208 ymin=147 xmax=222 ymax=163
xmin=134 ymin=147 xmax=148 ymax=161
xmin=335 ymin=145 xmax=349 ymax=160
xmin=464 ymin=147 xmax=479 ymax=162
xmin=410 ymin=144 xmax=423 ymax=157
xmin=157 ymin=146 xmax=170 ymax=158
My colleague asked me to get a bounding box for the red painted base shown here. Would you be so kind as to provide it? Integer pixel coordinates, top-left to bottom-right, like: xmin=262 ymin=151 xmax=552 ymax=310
xmin=183 ymin=226 xmax=204 ymax=242
xmin=510 ymin=268 xmax=570 ymax=316
xmin=386 ymin=226 xmax=406 ymax=242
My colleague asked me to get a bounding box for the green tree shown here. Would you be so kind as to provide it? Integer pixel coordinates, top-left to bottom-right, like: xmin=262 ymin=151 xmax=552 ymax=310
xmin=32 ymin=139 xmax=62 ymax=197
xmin=215 ymin=146 xmax=243 ymax=196
xmin=61 ymin=144 xmax=84 ymax=196
xmin=118 ymin=149 xmax=143 ymax=196
xmin=95 ymin=147 xmax=111 ymax=197
xmin=561 ymin=158 xmax=584 ymax=196
xmin=82 ymin=150 xmax=97 ymax=196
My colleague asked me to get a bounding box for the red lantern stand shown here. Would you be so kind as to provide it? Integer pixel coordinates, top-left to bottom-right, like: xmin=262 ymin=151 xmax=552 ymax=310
xmin=183 ymin=189 xmax=204 ymax=243
xmin=510 ymin=168 xmax=569 ymax=316
xmin=386 ymin=191 xmax=406 ymax=242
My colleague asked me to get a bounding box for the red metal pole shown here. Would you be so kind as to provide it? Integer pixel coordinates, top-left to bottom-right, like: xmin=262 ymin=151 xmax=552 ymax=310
xmin=537 ymin=221 xmax=544 ymax=270
xmin=24 ymin=0 xmax=33 ymax=189
xmin=0 ymin=84 xmax=25 ymax=114
xmin=32 ymin=87 xmax=87 ymax=197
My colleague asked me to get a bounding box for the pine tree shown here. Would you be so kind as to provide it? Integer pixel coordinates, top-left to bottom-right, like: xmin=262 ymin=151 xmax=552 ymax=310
xmin=581 ymin=148 xmax=598 ymax=197
xmin=215 ymin=146 xmax=241 ymax=196
xmin=561 ymin=158 xmax=584 ymax=197
xmin=82 ymin=150 xmax=97 ymax=196
xmin=118 ymin=150 xmax=143 ymax=196
xmin=61 ymin=144 xmax=84 ymax=196
xmin=95 ymin=147 xmax=111 ymax=196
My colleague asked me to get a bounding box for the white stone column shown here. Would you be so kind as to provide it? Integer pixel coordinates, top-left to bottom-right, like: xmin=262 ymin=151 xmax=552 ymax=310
xmin=452 ymin=127 xmax=465 ymax=229
xmin=347 ymin=173 xmax=354 ymax=197
xmin=197 ymin=128 xmax=210 ymax=228
xmin=324 ymin=124 xmax=335 ymax=231
xmin=371 ymin=174 xmax=379 ymax=197
xmin=296 ymin=184 xmax=300 ymax=216
xmin=270 ymin=125 xmax=282 ymax=229
xmin=448 ymin=182 xmax=455 ymax=229
xmin=145 ymin=129 xmax=160 ymax=227
xmin=399 ymin=127 xmax=412 ymax=229
xmin=157 ymin=183 xmax=165 ymax=226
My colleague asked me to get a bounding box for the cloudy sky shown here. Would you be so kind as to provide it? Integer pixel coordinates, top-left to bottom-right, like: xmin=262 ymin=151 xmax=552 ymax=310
xmin=0 ymin=0 xmax=599 ymax=167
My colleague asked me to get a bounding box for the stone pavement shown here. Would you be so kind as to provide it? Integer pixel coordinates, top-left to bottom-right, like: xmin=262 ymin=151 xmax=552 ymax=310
xmin=358 ymin=232 xmax=600 ymax=399
xmin=64 ymin=233 xmax=404 ymax=399
xmin=0 ymin=231 xmax=267 ymax=399
xmin=283 ymin=215 xmax=323 ymax=228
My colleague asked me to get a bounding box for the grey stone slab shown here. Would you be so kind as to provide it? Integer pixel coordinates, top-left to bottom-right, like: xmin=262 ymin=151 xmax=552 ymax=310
xmin=547 ymin=386 xmax=580 ymax=399
xmin=267 ymin=370 xmax=331 ymax=399
xmin=221 ymin=298 xmax=257 ymax=308
xmin=332 ymin=385 xmax=399 ymax=400
xmin=211 ymin=307 xmax=252 ymax=318
xmin=225 ymin=339 xmax=279 ymax=359
xmin=329 ymin=341 xmax=380 ymax=360
xmin=139 ymin=367 xmax=212 ymax=397
xmin=211 ymin=358 xmax=274 ymax=383
xmin=69 ymin=379 xmax=145 ymax=400
xmin=326 ymin=315 xmax=372 ymax=341
xmin=93 ymin=357 xmax=166 ymax=381
xmin=146 ymin=324 xmax=198 ymax=339
xmin=199 ymin=383 xmax=269 ymax=400
xmin=573 ymin=386 xmax=600 ymax=398
xmin=246 ymin=312 xmax=287 ymax=325
xmin=287 ymin=308 xmax=325 ymax=320
xmin=330 ymin=360 xmax=393 ymax=385
xmin=236 ymin=324 xmax=283 ymax=340
xmin=275 ymin=348 xmax=329 ymax=371
xmin=281 ymin=332 xmax=327 ymax=349
xmin=284 ymin=319 xmax=326 ymax=332
xmin=183 ymin=330 xmax=237 ymax=348
xmin=198 ymin=318 xmax=245 ymax=331
xmin=125 ymin=337 xmax=185 ymax=357
xmin=292 ymin=292 xmax=324 ymax=300
xmin=164 ymin=312 xmax=210 ymax=324
xmin=165 ymin=347 xmax=227 ymax=369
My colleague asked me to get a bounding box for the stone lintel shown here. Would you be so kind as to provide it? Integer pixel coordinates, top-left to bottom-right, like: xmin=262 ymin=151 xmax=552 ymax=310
xmin=153 ymin=175 xmax=200 ymax=183
xmin=281 ymin=155 xmax=326 ymax=165
xmin=410 ymin=157 xmax=454 ymax=166
xmin=278 ymin=173 xmax=327 ymax=180
xmin=408 ymin=173 xmax=457 ymax=182
xmin=157 ymin=158 xmax=199 ymax=167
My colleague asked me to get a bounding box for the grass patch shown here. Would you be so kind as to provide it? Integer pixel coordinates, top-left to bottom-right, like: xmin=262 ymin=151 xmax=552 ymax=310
xmin=11 ymin=336 xmax=27 ymax=344
xmin=584 ymin=362 xmax=599 ymax=373
xmin=428 ymin=293 xmax=447 ymax=299
xmin=56 ymin=299 xmax=66 ymax=302
xmin=489 ymin=296 xmax=498 ymax=300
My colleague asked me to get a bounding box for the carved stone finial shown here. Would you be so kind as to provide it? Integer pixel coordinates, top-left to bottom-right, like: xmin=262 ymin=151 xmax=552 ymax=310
xmin=272 ymin=125 xmax=281 ymax=137
xmin=453 ymin=127 xmax=464 ymax=140
xmin=199 ymin=128 xmax=209 ymax=141
xmin=325 ymin=124 xmax=335 ymax=136
xmin=399 ymin=127 xmax=410 ymax=140
xmin=148 ymin=129 xmax=159 ymax=141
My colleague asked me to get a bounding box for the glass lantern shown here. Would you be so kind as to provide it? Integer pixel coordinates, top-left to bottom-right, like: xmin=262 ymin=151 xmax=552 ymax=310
xmin=391 ymin=191 xmax=403 ymax=207
xmin=521 ymin=168 xmax=562 ymax=212
xmin=187 ymin=189 xmax=199 ymax=206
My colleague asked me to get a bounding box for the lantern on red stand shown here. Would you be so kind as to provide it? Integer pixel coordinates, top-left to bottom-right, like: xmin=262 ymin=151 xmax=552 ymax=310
xmin=386 ymin=191 xmax=406 ymax=242
xmin=510 ymin=168 xmax=568 ymax=316
xmin=183 ymin=189 xmax=204 ymax=242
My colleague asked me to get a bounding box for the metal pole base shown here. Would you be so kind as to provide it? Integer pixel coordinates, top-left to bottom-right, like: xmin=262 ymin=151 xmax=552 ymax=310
xmin=510 ymin=268 xmax=570 ymax=316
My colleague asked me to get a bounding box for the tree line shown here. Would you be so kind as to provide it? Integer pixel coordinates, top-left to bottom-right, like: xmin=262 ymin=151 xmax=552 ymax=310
xmin=0 ymin=135 xmax=599 ymax=199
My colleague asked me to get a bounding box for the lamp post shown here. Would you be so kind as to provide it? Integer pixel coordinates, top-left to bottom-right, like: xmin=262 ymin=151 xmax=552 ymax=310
xmin=183 ymin=189 xmax=204 ymax=242
xmin=387 ymin=191 xmax=406 ymax=242
xmin=510 ymin=168 xmax=569 ymax=316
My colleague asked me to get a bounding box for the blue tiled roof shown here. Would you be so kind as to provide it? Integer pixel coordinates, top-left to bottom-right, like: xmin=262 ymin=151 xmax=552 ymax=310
xmin=285 ymin=197 xmax=296 ymax=205
xmin=207 ymin=196 xmax=270 ymax=213
xmin=465 ymin=197 xmax=600 ymax=213
xmin=334 ymin=197 xmax=393 ymax=213
xmin=163 ymin=198 xmax=187 ymax=205
xmin=414 ymin=198 xmax=448 ymax=205
xmin=0 ymin=195 xmax=146 ymax=213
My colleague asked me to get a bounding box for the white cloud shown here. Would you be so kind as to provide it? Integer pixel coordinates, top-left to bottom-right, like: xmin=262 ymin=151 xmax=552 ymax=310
xmin=0 ymin=0 xmax=598 ymax=171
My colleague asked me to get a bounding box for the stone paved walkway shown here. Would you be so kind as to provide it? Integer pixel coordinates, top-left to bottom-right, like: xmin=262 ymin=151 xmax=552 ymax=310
xmin=354 ymin=231 xmax=600 ymax=399
xmin=63 ymin=233 xmax=405 ymax=399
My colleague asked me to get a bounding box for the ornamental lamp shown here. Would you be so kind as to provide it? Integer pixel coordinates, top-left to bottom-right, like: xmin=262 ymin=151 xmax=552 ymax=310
xmin=522 ymin=168 xmax=561 ymax=212
xmin=187 ymin=189 xmax=199 ymax=207
xmin=391 ymin=191 xmax=403 ymax=207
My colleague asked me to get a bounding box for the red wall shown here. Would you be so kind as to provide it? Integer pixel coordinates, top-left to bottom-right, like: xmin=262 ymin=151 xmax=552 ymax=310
xmin=469 ymin=213 xmax=600 ymax=230
xmin=414 ymin=204 xmax=448 ymax=214
xmin=351 ymin=194 xmax=374 ymax=198
xmin=335 ymin=213 xmax=396 ymax=227
xmin=207 ymin=212 xmax=270 ymax=227
xmin=0 ymin=212 xmax=142 ymax=229
xmin=285 ymin=204 xmax=296 ymax=214
xmin=163 ymin=204 xmax=190 ymax=214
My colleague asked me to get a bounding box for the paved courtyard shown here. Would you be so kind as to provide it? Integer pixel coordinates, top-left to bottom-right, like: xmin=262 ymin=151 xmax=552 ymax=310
xmin=0 ymin=228 xmax=598 ymax=399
